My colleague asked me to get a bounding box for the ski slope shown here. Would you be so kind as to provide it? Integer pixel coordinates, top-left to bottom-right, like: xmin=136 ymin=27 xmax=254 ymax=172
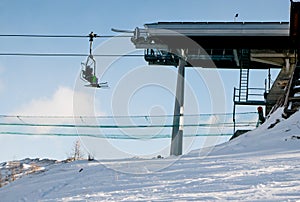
xmin=1 ymin=108 xmax=300 ymax=201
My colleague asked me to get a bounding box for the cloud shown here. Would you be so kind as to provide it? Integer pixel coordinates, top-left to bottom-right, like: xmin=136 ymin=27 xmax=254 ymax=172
xmin=15 ymin=86 xmax=99 ymax=116
xmin=0 ymin=86 xmax=104 ymax=161
xmin=11 ymin=86 xmax=101 ymax=133
xmin=17 ymin=86 xmax=75 ymax=116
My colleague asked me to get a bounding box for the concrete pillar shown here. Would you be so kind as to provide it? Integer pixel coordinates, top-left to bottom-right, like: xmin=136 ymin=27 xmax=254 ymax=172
xmin=170 ymin=58 xmax=186 ymax=156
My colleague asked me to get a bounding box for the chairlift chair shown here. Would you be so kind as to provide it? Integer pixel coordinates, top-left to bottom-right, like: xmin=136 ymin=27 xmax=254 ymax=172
xmin=80 ymin=32 xmax=108 ymax=88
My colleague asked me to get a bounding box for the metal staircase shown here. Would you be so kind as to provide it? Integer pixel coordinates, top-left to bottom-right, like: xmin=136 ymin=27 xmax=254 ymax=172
xmin=283 ymin=64 xmax=300 ymax=118
xmin=233 ymin=49 xmax=267 ymax=133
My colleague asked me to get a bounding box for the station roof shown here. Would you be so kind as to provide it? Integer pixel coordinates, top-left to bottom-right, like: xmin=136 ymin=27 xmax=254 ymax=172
xmin=145 ymin=22 xmax=289 ymax=37
xmin=141 ymin=22 xmax=291 ymax=49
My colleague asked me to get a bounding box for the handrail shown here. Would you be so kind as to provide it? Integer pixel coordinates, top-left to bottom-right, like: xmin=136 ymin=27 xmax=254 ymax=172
xmin=234 ymin=87 xmax=266 ymax=102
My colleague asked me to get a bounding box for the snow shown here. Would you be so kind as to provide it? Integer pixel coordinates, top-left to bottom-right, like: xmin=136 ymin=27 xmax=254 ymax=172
xmin=1 ymin=108 xmax=300 ymax=201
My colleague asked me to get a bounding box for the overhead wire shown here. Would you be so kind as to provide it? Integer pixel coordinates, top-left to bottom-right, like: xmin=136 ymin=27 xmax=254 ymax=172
xmin=0 ymin=112 xmax=257 ymax=119
xmin=0 ymin=32 xmax=136 ymax=57
xmin=0 ymin=53 xmax=144 ymax=57
xmin=0 ymin=122 xmax=257 ymax=129
xmin=0 ymin=112 xmax=258 ymax=138
xmin=0 ymin=34 xmax=131 ymax=38
xmin=0 ymin=131 xmax=233 ymax=139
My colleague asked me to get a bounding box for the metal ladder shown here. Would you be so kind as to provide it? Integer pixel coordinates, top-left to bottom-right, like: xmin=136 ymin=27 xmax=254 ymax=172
xmin=238 ymin=68 xmax=249 ymax=102
xmin=238 ymin=49 xmax=251 ymax=102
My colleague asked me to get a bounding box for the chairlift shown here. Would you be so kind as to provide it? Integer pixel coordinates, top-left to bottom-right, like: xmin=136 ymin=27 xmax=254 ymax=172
xmin=80 ymin=32 xmax=108 ymax=88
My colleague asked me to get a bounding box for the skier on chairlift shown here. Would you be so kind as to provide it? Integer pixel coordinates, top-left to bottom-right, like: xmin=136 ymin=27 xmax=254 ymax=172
xmin=81 ymin=32 xmax=108 ymax=88
xmin=81 ymin=55 xmax=101 ymax=88
xmin=82 ymin=65 xmax=94 ymax=83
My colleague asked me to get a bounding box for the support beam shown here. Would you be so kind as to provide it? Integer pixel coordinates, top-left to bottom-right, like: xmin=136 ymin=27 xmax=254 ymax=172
xmin=170 ymin=58 xmax=186 ymax=156
xmin=290 ymin=0 xmax=300 ymax=47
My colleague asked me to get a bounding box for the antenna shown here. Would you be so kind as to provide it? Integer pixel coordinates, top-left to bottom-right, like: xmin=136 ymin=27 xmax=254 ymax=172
xmin=234 ymin=13 xmax=239 ymax=22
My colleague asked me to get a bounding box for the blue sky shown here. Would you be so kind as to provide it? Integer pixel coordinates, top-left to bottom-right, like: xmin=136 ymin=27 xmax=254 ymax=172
xmin=0 ymin=0 xmax=290 ymax=162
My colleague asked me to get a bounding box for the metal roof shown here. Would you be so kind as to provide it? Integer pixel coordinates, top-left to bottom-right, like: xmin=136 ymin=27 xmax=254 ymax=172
xmin=132 ymin=22 xmax=291 ymax=49
xmin=144 ymin=22 xmax=289 ymax=37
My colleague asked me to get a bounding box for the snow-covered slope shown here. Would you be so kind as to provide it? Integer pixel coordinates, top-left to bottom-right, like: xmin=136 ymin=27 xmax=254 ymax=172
xmin=211 ymin=107 xmax=300 ymax=156
xmin=0 ymin=108 xmax=300 ymax=201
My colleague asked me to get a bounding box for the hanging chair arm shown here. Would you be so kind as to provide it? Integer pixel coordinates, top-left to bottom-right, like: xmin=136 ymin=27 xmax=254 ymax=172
xmin=88 ymin=32 xmax=97 ymax=55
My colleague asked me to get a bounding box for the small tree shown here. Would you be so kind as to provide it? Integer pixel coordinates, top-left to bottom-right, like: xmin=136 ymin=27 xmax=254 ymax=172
xmin=71 ymin=140 xmax=84 ymax=161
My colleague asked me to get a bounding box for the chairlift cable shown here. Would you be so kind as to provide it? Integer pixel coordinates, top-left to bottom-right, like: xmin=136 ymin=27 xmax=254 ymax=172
xmin=0 ymin=53 xmax=144 ymax=57
xmin=0 ymin=112 xmax=257 ymax=119
xmin=0 ymin=131 xmax=233 ymax=139
xmin=0 ymin=34 xmax=131 ymax=38
xmin=0 ymin=121 xmax=257 ymax=128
